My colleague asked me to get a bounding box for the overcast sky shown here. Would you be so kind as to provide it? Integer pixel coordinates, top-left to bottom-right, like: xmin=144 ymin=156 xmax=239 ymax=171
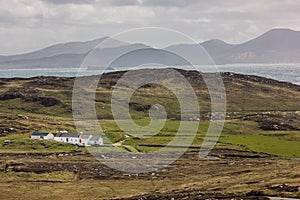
xmin=0 ymin=0 xmax=299 ymax=55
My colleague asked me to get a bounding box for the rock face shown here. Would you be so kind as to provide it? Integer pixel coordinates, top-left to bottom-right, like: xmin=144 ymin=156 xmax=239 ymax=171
xmin=0 ymin=90 xmax=61 ymax=107
xmin=129 ymin=102 xmax=151 ymax=112
xmin=0 ymin=127 xmax=15 ymax=136
xmin=0 ymin=92 xmax=24 ymax=100
xmin=242 ymin=113 xmax=300 ymax=131
xmin=259 ymin=121 xmax=298 ymax=131
xmin=26 ymin=96 xmax=62 ymax=107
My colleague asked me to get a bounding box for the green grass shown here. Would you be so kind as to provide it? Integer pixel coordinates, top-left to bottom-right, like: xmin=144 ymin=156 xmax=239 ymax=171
xmin=220 ymin=134 xmax=300 ymax=158
xmin=1 ymin=117 xmax=300 ymax=158
xmin=1 ymin=71 xmax=300 ymax=157
xmin=0 ymin=133 xmax=84 ymax=153
xmin=1 ymin=99 xmax=71 ymax=118
xmin=116 ymin=118 xmax=300 ymax=157
xmin=219 ymin=120 xmax=300 ymax=157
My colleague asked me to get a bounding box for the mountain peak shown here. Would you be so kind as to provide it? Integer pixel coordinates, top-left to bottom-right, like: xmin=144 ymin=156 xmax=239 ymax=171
xmin=266 ymin=28 xmax=296 ymax=33
xmin=259 ymin=28 xmax=299 ymax=38
xmin=240 ymin=27 xmax=300 ymax=50
xmin=200 ymin=39 xmax=234 ymax=55
xmin=201 ymin=39 xmax=233 ymax=46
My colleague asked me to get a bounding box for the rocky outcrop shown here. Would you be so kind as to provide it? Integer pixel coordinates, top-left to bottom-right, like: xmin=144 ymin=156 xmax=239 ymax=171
xmin=129 ymin=102 xmax=151 ymax=111
xmin=0 ymin=91 xmax=24 ymax=100
xmin=0 ymin=89 xmax=61 ymax=107
xmin=24 ymin=96 xmax=62 ymax=107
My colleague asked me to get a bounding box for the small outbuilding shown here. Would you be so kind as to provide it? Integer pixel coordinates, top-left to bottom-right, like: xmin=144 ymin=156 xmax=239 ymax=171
xmin=88 ymin=136 xmax=103 ymax=146
xmin=79 ymin=134 xmax=92 ymax=147
xmin=31 ymin=132 xmax=54 ymax=140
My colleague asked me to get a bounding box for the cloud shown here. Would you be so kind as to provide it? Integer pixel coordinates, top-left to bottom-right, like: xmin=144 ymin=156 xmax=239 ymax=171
xmin=141 ymin=0 xmax=200 ymax=7
xmin=0 ymin=0 xmax=299 ymax=54
xmin=41 ymin=0 xmax=98 ymax=5
xmin=42 ymin=0 xmax=200 ymax=7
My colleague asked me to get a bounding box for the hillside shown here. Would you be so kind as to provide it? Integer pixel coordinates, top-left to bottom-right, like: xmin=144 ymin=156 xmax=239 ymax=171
xmin=0 ymin=69 xmax=300 ymax=199
xmin=0 ymin=68 xmax=300 ymax=157
xmin=1 ymin=68 xmax=300 ymax=119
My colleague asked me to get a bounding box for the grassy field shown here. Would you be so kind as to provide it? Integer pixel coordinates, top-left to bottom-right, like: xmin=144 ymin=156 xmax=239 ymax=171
xmin=1 ymin=69 xmax=300 ymax=157
xmin=0 ymin=69 xmax=300 ymax=199
xmin=1 ymin=117 xmax=299 ymax=158
xmin=0 ymin=152 xmax=299 ymax=199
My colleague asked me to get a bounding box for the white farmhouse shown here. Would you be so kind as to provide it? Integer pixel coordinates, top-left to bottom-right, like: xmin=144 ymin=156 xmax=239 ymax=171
xmin=78 ymin=134 xmax=92 ymax=147
xmin=88 ymin=136 xmax=103 ymax=146
xmin=31 ymin=132 xmax=54 ymax=140
xmin=54 ymin=133 xmax=80 ymax=145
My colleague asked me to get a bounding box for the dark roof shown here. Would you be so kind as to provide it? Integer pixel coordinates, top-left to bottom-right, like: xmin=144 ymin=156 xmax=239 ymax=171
xmin=55 ymin=133 xmax=80 ymax=138
xmin=89 ymin=136 xmax=101 ymax=141
xmin=79 ymin=134 xmax=91 ymax=139
xmin=31 ymin=132 xmax=51 ymax=136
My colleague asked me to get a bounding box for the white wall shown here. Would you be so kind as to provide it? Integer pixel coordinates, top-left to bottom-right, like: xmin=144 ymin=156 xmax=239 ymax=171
xmin=52 ymin=135 xmax=104 ymax=146
xmin=44 ymin=133 xmax=54 ymax=140
xmin=31 ymin=135 xmax=42 ymax=140
xmin=54 ymin=137 xmax=80 ymax=145
xmin=31 ymin=133 xmax=54 ymax=140
xmin=79 ymin=135 xmax=92 ymax=146
xmin=88 ymin=137 xmax=103 ymax=146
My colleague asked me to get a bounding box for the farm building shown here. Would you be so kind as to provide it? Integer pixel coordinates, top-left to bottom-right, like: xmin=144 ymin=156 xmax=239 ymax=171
xmin=54 ymin=133 xmax=80 ymax=145
xmin=31 ymin=132 xmax=54 ymax=140
xmin=79 ymin=134 xmax=92 ymax=147
xmin=88 ymin=136 xmax=103 ymax=146
xmin=32 ymin=130 xmax=104 ymax=147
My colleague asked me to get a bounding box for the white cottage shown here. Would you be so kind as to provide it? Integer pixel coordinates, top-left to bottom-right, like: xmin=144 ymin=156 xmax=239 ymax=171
xmin=88 ymin=136 xmax=103 ymax=146
xmin=31 ymin=132 xmax=54 ymax=140
xmin=78 ymin=134 xmax=92 ymax=147
xmin=54 ymin=133 xmax=80 ymax=145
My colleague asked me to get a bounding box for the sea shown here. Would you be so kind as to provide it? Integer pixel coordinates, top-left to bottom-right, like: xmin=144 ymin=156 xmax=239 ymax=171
xmin=1 ymin=63 xmax=300 ymax=85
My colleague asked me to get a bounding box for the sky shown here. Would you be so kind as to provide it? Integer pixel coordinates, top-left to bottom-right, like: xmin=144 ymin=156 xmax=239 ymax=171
xmin=0 ymin=0 xmax=299 ymax=55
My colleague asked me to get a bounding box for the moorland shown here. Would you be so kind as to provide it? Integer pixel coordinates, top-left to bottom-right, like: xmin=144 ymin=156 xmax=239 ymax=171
xmin=0 ymin=68 xmax=299 ymax=199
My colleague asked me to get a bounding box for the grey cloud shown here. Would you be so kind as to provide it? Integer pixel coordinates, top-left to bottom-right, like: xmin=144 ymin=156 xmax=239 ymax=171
xmin=102 ymin=0 xmax=141 ymax=6
xmin=42 ymin=0 xmax=141 ymax=6
xmin=41 ymin=0 xmax=201 ymax=7
xmin=139 ymin=0 xmax=199 ymax=7
xmin=41 ymin=0 xmax=98 ymax=5
xmin=0 ymin=0 xmax=299 ymax=54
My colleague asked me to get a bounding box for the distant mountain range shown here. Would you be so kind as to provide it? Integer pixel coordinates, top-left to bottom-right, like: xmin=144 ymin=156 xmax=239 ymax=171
xmin=0 ymin=28 xmax=300 ymax=69
xmin=168 ymin=28 xmax=300 ymax=65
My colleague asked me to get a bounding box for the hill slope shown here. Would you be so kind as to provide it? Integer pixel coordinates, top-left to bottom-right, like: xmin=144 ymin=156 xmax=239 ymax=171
xmin=1 ymin=68 xmax=300 ymax=129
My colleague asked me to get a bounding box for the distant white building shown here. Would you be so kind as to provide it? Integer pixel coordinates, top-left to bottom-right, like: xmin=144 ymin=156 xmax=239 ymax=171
xmin=88 ymin=136 xmax=103 ymax=146
xmin=31 ymin=132 xmax=54 ymax=140
xmin=54 ymin=132 xmax=80 ymax=145
xmin=78 ymin=134 xmax=92 ymax=146
xmin=33 ymin=131 xmax=104 ymax=147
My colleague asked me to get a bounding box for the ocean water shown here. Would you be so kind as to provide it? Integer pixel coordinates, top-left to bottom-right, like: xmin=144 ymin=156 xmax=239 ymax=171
xmin=1 ymin=63 xmax=300 ymax=85
xmin=197 ymin=63 xmax=300 ymax=85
